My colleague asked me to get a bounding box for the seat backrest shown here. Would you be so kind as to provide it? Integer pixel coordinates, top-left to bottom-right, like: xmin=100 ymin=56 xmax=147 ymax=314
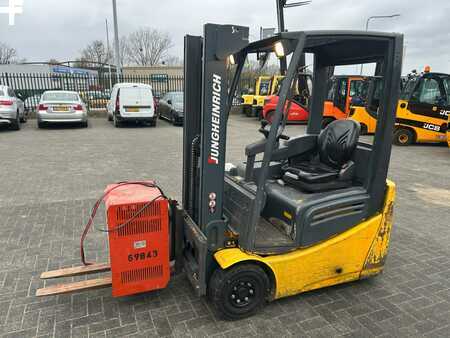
xmin=318 ymin=119 xmax=360 ymax=168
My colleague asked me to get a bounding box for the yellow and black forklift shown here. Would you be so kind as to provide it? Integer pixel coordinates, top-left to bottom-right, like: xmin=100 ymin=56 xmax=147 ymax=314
xmin=394 ymin=68 xmax=450 ymax=145
xmin=37 ymin=25 xmax=403 ymax=320
xmin=241 ymin=76 xmax=272 ymax=116
xmin=350 ymin=68 xmax=450 ymax=144
xmin=242 ymin=75 xmax=285 ymax=118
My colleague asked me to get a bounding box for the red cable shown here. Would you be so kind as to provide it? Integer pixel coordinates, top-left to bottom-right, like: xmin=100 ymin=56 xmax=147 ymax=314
xmin=80 ymin=181 xmax=164 ymax=266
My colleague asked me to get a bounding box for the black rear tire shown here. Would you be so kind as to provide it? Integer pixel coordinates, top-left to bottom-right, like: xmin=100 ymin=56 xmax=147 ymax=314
xmin=393 ymin=128 xmax=414 ymax=146
xmin=11 ymin=113 xmax=20 ymax=131
xmin=113 ymin=114 xmax=121 ymax=128
xmin=208 ymin=264 xmax=269 ymax=320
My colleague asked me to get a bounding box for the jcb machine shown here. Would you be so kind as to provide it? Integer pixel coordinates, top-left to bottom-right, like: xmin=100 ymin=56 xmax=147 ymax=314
xmin=394 ymin=70 xmax=450 ymax=145
xmin=323 ymin=75 xmax=365 ymax=128
xmin=350 ymin=70 xmax=450 ymax=144
xmin=37 ymin=25 xmax=403 ymax=320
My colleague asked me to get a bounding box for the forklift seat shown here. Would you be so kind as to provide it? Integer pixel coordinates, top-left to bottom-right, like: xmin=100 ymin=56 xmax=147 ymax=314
xmin=282 ymin=119 xmax=361 ymax=192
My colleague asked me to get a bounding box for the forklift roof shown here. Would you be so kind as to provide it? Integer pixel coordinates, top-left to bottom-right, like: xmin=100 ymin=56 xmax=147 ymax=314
xmin=242 ymin=30 xmax=400 ymax=66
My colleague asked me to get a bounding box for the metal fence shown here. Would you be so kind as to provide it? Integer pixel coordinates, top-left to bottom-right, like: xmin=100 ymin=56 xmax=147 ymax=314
xmin=0 ymin=72 xmax=256 ymax=112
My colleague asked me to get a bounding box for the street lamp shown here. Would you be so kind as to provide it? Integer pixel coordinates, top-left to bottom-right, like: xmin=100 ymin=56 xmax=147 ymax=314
xmin=112 ymin=0 xmax=121 ymax=81
xmin=360 ymin=14 xmax=400 ymax=74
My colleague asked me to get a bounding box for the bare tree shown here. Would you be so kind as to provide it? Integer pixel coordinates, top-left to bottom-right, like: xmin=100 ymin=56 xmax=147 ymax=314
xmin=125 ymin=28 xmax=173 ymax=66
xmin=48 ymin=58 xmax=59 ymax=65
xmin=0 ymin=42 xmax=18 ymax=64
xmin=163 ymin=55 xmax=183 ymax=67
xmin=80 ymin=40 xmax=112 ymax=66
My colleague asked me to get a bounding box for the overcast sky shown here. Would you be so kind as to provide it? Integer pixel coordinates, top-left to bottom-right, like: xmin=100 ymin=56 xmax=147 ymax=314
xmin=1 ymin=0 xmax=449 ymax=75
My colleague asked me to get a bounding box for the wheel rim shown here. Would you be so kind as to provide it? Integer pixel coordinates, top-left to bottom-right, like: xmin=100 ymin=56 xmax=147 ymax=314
xmin=398 ymin=134 xmax=409 ymax=144
xmin=229 ymin=280 xmax=255 ymax=307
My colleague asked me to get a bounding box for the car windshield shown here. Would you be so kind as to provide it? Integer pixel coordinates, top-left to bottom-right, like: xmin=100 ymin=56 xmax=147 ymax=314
xmin=43 ymin=92 xmax=79 ymax=101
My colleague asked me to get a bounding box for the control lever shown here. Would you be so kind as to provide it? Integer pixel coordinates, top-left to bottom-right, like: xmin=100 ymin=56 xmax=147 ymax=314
xmin=258 ymin=119 xmax=290 ymax=141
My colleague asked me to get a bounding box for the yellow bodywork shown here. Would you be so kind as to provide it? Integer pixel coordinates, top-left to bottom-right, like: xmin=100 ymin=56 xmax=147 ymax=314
xmin=241 ymin=76 xmax=284 ymax=111
xmin=447 ymin=114 xmax=450 ymax=148
xmin=396 ymin=100 xmax=448 ymax=143
xmin=214 ymin=180 xmax=396 ymax=300
xmin=350 ymin=106 xmax=377 ymax=134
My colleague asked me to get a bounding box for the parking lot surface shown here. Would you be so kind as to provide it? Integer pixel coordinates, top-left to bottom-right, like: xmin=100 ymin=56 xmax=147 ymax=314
xmin=0 ymin=116 xmax=449 ymax=338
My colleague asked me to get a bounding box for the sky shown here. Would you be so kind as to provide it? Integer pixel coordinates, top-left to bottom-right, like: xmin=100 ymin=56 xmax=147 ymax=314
xmin=1 ymin=0 xmax=450 ymax=75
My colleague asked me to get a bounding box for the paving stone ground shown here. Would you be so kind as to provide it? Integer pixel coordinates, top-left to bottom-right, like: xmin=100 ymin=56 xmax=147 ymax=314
xmin=0 ymin=116 xmax=449 ymax=338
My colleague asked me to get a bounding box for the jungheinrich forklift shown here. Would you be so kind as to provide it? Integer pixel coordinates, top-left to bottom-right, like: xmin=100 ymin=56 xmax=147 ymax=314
xmin=37 ymin=24 xmax=403 ymax=320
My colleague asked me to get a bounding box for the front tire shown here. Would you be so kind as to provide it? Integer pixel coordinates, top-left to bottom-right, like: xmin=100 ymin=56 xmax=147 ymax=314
xmin=11 ymin=112 xmax=20 ymax=131
xmin=208 ymin=264 xmax=269 ymax=320
xmin=113 ymin=114 xmax=121 ymax=128
xmin=393 ymin=128 xmax=414 ymax=146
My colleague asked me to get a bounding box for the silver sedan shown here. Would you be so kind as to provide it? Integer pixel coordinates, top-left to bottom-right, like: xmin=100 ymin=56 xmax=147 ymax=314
xmin=37 ymin=91 xmax=88 ymax=128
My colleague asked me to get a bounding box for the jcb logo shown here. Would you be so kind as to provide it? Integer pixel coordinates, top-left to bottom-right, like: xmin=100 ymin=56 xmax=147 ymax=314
xmin=439 ymin=109 xmax=450 ymax=117
xmin=423 ymin=123 xmax=440 ymax=132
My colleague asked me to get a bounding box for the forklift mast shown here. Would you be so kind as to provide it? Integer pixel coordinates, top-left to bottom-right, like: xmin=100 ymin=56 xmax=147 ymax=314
xmin=183 ymin=24 xmax=249 ymax=228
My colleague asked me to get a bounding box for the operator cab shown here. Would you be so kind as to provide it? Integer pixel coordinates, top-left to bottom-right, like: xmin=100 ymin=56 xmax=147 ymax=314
xmin=224 ymin=31 xmax=402 ymax=254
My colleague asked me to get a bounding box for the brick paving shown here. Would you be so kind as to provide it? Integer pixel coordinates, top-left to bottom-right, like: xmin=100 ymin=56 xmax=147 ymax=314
xmin=0 ymin=116 xmax=449 ymax=337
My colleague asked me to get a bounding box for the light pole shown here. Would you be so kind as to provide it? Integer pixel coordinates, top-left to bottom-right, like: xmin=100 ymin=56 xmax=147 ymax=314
xmin=360 ymin=14 xmax=400 ymax=74
xmin=105 ymin=19 xmax=113 ymax=90
xmin=276 ymin=0 xmax=311 ymax=74
xmin=112 ymin=0 xmax=121 ymax=81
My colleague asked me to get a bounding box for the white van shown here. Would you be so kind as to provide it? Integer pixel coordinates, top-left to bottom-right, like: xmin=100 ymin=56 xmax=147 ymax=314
xmin=107 ymin=83 xmax=156 ymax=127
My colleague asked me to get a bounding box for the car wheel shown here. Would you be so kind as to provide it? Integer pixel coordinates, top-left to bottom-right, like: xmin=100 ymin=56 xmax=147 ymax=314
xmin=20 ymin=112 xmax=27 ymax=123
xmin=171 ymin=111 xmax=176 ymax=125
xmin=11 ymin=112 xmax=20 ymax=131
xmin=393 ymin=128 xmax=414 ymax=146
xmin=81 ymin=121 xmax=88 ymax=128
xmin=113 ymin=114 xmax=121 ymax=128
xmin=37 ymin=121 xmax=44 ymax=129
xmin=208 ymin=264 xmax=270 ymax=320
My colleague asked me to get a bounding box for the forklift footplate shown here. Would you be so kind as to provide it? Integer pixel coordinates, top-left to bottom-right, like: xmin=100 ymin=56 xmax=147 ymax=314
xmin=36 ymin=276 xmax=112 ymax=297
xmin=255 ymin=217 xmax=295 ymax=249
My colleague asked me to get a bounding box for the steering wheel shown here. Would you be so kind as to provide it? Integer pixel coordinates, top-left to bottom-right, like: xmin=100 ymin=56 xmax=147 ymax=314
xmin=259 ymin=119 xmax=290 ymax=141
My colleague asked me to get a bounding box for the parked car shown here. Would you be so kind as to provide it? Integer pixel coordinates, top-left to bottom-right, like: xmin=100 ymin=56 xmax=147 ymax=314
xmin=37 ymin=90 xmax=88 ymax=128
xmin=106 ymin=83 xmax=156 ymax=127
xmin=0 ymin=85 xmax=25 ymax=130
xmin=158 ymin=91 xmax=184 ymax=125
